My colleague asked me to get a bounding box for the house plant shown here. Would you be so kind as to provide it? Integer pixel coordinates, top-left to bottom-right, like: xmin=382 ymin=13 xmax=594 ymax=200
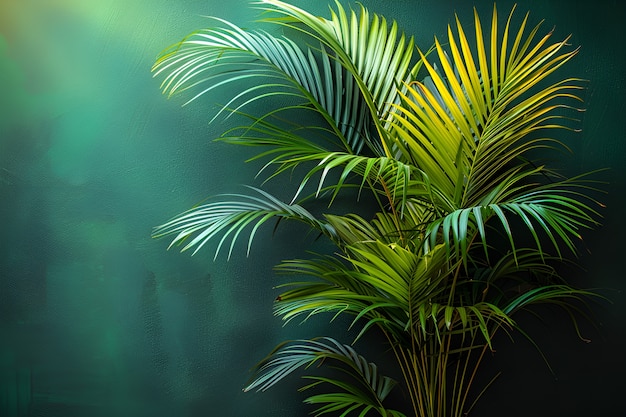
xmin=152 ymin=1 xmax=603 ymax=416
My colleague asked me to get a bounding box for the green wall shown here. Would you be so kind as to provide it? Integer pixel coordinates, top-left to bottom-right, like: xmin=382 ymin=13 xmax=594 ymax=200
xmin=0 ymin=1 xmax=623 ymax=416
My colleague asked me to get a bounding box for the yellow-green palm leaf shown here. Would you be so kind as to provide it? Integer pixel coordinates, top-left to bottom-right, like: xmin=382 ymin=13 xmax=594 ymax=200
xmin=388 ymin=6 xmax=600 ymax=261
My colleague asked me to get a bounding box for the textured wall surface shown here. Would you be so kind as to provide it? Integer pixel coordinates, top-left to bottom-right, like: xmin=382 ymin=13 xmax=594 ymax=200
xmin=0 ymin=1 xmax=624 ymax=416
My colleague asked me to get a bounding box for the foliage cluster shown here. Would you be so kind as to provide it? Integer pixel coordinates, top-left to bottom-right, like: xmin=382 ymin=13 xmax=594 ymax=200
xmin=153 ymin=1 xmax=603 ymax=416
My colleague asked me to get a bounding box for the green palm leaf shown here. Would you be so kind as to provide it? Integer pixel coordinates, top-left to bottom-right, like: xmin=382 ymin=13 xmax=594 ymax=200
xmin=257 ymin=0 xmax=422 ymax=156
xmin=153 ymin=14 xmax=370 ymax=153
xmin=152 ymin=186 xmax=335 ymax=257
xmin=424 ymin=174 xmax=602 ymax=263
xmin=274 ymin=253 xmax=414 ymax=339
xmin=274 ymin=240 xmax=456 ymax=342
xmin=244 ymin=337 xmax=404 ymax=417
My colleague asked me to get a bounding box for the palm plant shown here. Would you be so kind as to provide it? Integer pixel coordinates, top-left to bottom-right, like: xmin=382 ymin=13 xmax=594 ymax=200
xmin=152 ymin=1 xmax=603 ymax=416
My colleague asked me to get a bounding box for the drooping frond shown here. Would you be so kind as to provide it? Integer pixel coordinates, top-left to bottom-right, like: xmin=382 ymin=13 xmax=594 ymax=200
xmin=153 ymin=15 xmax=371 ymax=153
xmin=244 ymin=337 xmax=405 ymax=417
xmin=152 ymin=186 xmax=335 ymax=257
xmin=424 ymin=171 xmax=603 ymax=262
xmin=257 ymin=0 xmax=422 ymax=156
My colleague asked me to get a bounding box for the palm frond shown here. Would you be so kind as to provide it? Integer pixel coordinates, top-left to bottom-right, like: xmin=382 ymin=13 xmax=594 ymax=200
xmin=289 ymin=152 xmax=419 ymax=209
xmin=273 ymin=253 xmax=412 ymax=340
xmin=387 ymin=6 xmax=599 ymax=265
xmin=257 ymin=0 xmax=422 ymax=156
xmin=152 ymin=186 xmax=335 ymax=257
xmin=244 ymin=337 xmax=403 ymax=416
xmin=425 ymin=174 xmax=602 ymax=263
xmin=274 ymin=241 xmax=456 ymax=341
xmin=153 ymin=14 xmax=371 ymax=153
xmin=416 ymin=301 xmax=514 ymax=348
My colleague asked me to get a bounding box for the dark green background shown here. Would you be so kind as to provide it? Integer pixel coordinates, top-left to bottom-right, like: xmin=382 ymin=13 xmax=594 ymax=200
xmin=1 ymin=1 xmax=623 ymax=416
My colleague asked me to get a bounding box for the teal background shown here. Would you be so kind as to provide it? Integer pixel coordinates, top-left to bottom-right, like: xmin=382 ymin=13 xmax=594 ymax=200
xmin=0 ymin=1 xmax=623 ymax=416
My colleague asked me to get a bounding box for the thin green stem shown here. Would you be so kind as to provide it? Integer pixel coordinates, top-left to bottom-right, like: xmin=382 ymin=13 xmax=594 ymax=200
xmin=385 ymin=331 xmax=420 ymax=417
